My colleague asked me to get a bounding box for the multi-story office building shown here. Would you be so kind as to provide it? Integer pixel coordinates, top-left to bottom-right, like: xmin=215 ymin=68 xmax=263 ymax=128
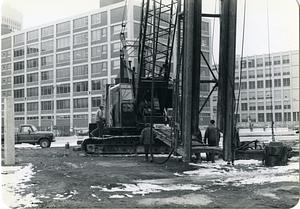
xmin=210 ymin=50 xmax=299 ymax=128
xmin=1 ymin=3 xmax=23 ymax=35
xmin=1 ymin=0 xmax=212 ymax=134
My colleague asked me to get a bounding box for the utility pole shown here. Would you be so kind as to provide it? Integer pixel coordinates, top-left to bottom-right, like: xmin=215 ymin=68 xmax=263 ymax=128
xmin=217 ymin=0 xmax=237 ymax=162
xmin=182 ymin=0 xmax=202 ymax=162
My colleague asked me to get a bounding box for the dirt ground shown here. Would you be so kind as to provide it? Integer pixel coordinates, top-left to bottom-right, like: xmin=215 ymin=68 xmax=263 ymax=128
xmin=1 ymin=146 xmax=299 ymax=209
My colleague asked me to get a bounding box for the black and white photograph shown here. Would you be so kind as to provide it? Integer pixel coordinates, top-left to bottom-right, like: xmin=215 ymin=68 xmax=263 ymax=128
xmin=1 ymin=0 xmax=299 ymax=208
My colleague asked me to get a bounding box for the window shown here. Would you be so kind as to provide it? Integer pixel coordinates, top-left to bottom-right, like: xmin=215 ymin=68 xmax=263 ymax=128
xmin=240 ymin=82 xmax=247 ymax=89
xmin=257 ymin=102 xmax=264 ymax=110
xmin=282 ymin=67 xmax=290 ymax=75
xmin=265 ymin=80 xmax=272 ymax=88
xmin=91 ymin=13 xmax=102 ymax=25
xmin=112 ymin=25 xmax=122 ymax=35
xmin=41 ymin=71 xmax=53 ymax=81
xmin=14 ymin=48 xmax=24 ymax=57
xmin=241 ymin=60 xmax=247 ymax=69
xmin=2 ymin=50 xmax=11 ymax=60
xmin=249 ymin=92 xmax=256 ymax=100
xmin=265 ymin=90 xmax=272 ymax=99
xmin=274 ymin=90 xmax=281 ymax=98
xmin=273 ymin=56 xmax=281 ymax=65
xmin=2 ymin=63 xmax=11 ymax=72
xmin=41 ymin=25 xmax=54 ymax=37
xmin=27 ymin=87 xmax=38 ymax=97
xmin=265 ymin=57 xmax=271 ymax=66
xmin=92 ymin=97 xmax=102 ymax=107
xmin=27 ymin=73 xmax=38 ymax=83
xmin=73 ymin=32 xmax=88 ymax=46
xmin=241 ymin=93 xmax=247 ymax=101
xmin=27 ymin=30 xmax=39 ymax=41
xmin=27 ymin=58 xmax=38 ymax=69
xmin=248 ymin=70 xmax=255 ymax=79
xmin=73 ymin=98 xmax=88 ymax=109
xmin=293 ymin=112 xmax=299 ymax=122
xmin=284 ymin=112 xmax=291 ymax=122
xmin=91 ymin=62 xmax=107 ymax=74
xmin=274 ymin=79 xmax=281 ymax=87
xmin=258 ymin=113 xmax=264 ymax=122
xmin=91 ymin=45 xmax=107 ymax=58
xmin=56 ymin=21 xmax=70 ymax=34
xmin=92 ymin=80 xmax=101 ymax=90
xmin=283 ymin=78 xmax=290 ymax=86
xmin=56 ymin=36 xmax=70 ymax=49
xmin=248 ymin=59 xmax=255 ymax=68
xmin=41 ymin=55 xmax=54 ymax=67
xmin=73 ymin=17 xmax=88 ymax=29
xmin=265 ymin=68 xmax=271 ymax=77
xmin=275 ymin=113 xmax=282 ymax=122
xmin=266 ymin=113 xmax=273 ymax=122
xmin=27 ymin=102 xmax=38 ymax=111
xmin=73 ymin=65 xmax=88 ymax=76
xmin=256 ymin=58 xmax=263 ymax=67
xmin=91 ymin=28 xmax=107 ymax=42
xmin=257 ymin=80 xmax=264 ymax=88
xmin=56 ymin=83 xmax=70 ymax=94
xmin=41 ymin=40 xmax=53 ymax=52
xmin=257 ymin=91 xmax=264 ymax=99
xmin=256 ymin=69 xmax=263 ymax=78
xmin=14 ymin=75 xmax=24 ymax=84
xmin=2 ymin=37 xmax=11 ymax=50
xmin=27 ymin=44 xmax=39 ymax=54
xmin=57 ymin=99 xmax=70 ymax=109
xmin=249 ymin=103 xmax=256 ymax=111
xmin=274 ymin=101 xmax=282 ymax=110
xmin=41 ymin=101 xmax=53 ymax=110
xmin=14 ymin=89 xmax=24 ymax=98
xmin=56 ymin=52 xmax=70 ymax=64
xmin=41 ymin=86 xmax=53 ymax=95
xmin=241 ymin=103 xmax=248 ymax=111
xmin=282 ymin=55 xmax=290 ymax=64
xmin=56 ymin=68 xmax=70 ymax=79
xmin=112 ymin=43 xmax=120 ymax=53
xmin=284 ymin=101 xmax=291 ymax=109
xmin=273 ymin=67 xmax=281 ymax=76
xmin=14 ymin=103 xmax=24 ymax=112
xmin=283 ymin=89 xmax=290 ymax=99
xmin=202 ymin=21 xmax=209 ymax=33
xmin=249 ymin=81 xmax=255 ymax=89
xmin=74 ymin=81 xmax=88 ymax=92
xmin=14 ymin=34 xmax=24 ymax=46
xmin=73 ymin=48 xmax=88 ymax=61
xmin=14 ymin=61 xmax=24 ymax=71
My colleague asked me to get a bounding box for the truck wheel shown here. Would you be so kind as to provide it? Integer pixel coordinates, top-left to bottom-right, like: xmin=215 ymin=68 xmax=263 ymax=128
xmin=40 ymin=139 xmax=51 ymax=148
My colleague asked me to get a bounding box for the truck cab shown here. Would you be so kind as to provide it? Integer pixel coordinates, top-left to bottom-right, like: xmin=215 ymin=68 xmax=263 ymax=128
xmin=16 ymin=124 xmax=55 ymax=148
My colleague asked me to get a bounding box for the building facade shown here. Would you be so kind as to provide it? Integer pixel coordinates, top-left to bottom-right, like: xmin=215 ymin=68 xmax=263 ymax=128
xmin=210 ymin=51 xmax=299 ymax=128
xmin=1 ymin=3 xmax=23 ymax=35
xmin=1 ymin=1 xmax=212 ymax=135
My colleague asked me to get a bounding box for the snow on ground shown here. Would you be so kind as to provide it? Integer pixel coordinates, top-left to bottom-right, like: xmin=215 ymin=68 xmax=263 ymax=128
xmin=1 ymin=163 xmax=41 ymax=208
xmin=185 ymin=157 xmax=299 ymax=186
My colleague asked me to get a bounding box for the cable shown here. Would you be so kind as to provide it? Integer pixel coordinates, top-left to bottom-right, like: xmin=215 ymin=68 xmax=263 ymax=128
xmin=211 ymin=0 xmax=219 ymax=73
xmin=234 ymin=0 xmax=247 ymax=124
xmin=266 ymin=0 xmax=275 ymax=142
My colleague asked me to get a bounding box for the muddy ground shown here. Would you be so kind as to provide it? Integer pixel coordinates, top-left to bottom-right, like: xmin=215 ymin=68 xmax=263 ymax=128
xmin=1 ymin=146 xmax=299 ymax=209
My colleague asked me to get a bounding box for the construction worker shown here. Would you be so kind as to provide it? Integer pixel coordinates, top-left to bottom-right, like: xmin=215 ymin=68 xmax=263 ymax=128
xmin=91 ymin=105 xmax=105 ymax=137
xmin=140 ymin=124 xmax=155 ymax=162
xmin=204 ymin=120 xmax=220 ymax=163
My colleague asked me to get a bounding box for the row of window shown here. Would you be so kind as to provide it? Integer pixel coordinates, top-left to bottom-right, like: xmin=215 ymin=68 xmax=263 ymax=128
xmin=240 ymin=102 xmax=292 ymax=111
xmin=235 ymin=68 xmax=291 ymax=80
xmin=13 ymin=80 xmax=107 ymax=98
xmin=236 ymin=112 xmax=299 ymax=123
xmin=238 ymin=55 xmax=290 ymax=69
xmin=14 ymin=97 xmax=102 ymax=112
xmin=235 ymin=78 xmax=291 ymax=90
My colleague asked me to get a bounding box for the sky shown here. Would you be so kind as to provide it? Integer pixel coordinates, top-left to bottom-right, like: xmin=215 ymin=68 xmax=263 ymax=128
xmin=1 ymin=0 xmax=299 ymax=60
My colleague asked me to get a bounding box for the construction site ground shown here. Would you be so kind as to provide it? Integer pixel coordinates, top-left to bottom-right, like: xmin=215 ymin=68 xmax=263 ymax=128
xmin=1 ymin=135 xmax=299 ymax=209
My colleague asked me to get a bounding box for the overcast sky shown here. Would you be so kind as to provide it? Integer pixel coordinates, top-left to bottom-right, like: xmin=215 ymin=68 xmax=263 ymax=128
xmin=1 ymin=0 xmax=299 ymax=60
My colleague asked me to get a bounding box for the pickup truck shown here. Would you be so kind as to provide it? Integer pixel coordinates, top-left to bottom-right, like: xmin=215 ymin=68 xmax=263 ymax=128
xmin=15 ymin=124 xmax=55 ymax=148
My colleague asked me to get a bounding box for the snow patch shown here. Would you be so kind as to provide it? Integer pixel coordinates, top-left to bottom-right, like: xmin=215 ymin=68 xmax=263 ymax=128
xmin=1 ymin=163 xmax=41 ymax=208
xmin=109 ymin=194 xmax=125 ymax=198
xmin=138 ymin=193 xmax=212 ymax=206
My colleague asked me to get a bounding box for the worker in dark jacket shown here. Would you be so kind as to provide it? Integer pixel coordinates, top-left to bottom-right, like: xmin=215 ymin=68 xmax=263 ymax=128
xmin=91 ymin=105 xmax=105 ymax=137
xmin=204 ymin=120 xmax=220 ymax=162
xmin=140 ymin=124 xmax=155 ymax=162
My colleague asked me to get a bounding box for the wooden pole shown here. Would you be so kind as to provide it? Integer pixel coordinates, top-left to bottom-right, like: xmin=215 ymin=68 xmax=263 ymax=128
xmin=4 ymin=96 xmax=15 ymax=165
xmin=217 ymin=0 xmax=237 ymax=162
